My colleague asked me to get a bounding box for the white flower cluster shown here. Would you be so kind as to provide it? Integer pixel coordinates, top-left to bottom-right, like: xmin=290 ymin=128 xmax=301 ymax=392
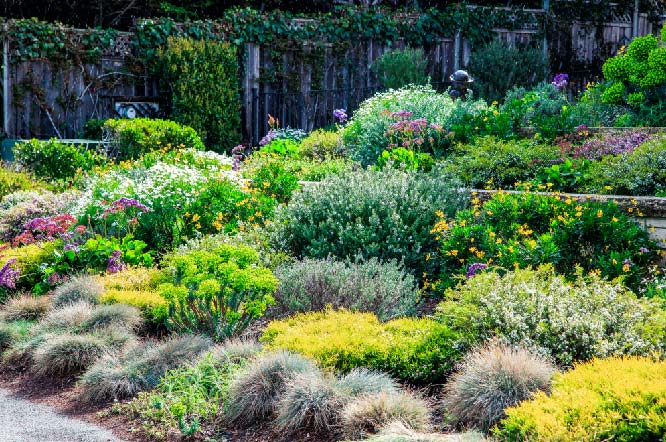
xmin=72 ymin=156 xmax=239 ymax=217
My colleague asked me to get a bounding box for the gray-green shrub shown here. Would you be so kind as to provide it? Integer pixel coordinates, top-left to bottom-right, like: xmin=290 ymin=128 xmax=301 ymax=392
xmin=273 ymin=258 xmax=418 ymax=320
xmin=335 ymin=369 xmax=398 ymax=397
xmin=436 ymin=266 xmax=666 ymax=366
xmin=81 ymin=304 xmax=142 ymax=332
xmin=272 ymin=167 xmax=467 ymax=280
xmin=442 ymin=342 xmax=556 ymax=432
xmin=31 ymin=334 xmax=108 ymax=378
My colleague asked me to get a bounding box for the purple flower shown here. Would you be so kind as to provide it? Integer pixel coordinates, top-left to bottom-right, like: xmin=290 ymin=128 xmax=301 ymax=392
xmin=639 ymin=247 xmax=650 ymax=253
xmin=231 ymin=145 xmax=246 ymax=171
xmin=259 ymin=130 xmax=277 ymax=146
xmin=333 ymin=109 xmax=348 ymax=123
xmin=623 ymin=258 xmax=633 ymax=266
xmin=47 ymin=272 xmax=67 ymax=286
xmin=63 ymin=243 xmax=79 ymax=252
xmin=0 ymin=259 xmax=20 ymax=289
xmin=573 ymin=132 xmax=652 ymax=160
xmin=107 ymin=249 xmax=126 ymax=274
xmin=552 ymin=73 xmax=569 ymax=89
xmin=466 ymin=262 xmax=488 ymax=279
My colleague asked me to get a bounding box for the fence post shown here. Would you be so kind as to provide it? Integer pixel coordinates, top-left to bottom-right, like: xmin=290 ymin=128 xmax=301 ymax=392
xmin=2 ymin=23 xmax=10 ymax=137
xmin=244 ymin=43 xmax=260 ymax=144
xmin=632 ymin=0 xmax=639 ymax=38
xmin=453 ymin=31 xmax=461 ymax=71
xmin=543 ymin=0 xmax=549 ymax=65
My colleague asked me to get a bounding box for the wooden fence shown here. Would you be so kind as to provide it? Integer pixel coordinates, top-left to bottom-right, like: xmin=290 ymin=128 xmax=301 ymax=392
xmin=1 ymin=10 xmax=662 ymax=144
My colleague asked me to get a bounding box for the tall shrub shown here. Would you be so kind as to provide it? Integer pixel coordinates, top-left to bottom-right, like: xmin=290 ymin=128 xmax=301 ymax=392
xmin=159 ymin=37 xmax=241 ymax=151
xmin=372 ymin=47 xmax=429 ymax=90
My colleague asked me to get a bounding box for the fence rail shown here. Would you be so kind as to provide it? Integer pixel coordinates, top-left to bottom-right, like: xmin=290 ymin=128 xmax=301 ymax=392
xmin=1 ymin=10 xmax=662 ymax=143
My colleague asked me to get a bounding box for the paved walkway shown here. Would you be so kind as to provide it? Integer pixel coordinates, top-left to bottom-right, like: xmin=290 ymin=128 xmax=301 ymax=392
xmin=0 ymin=389 xmax=120 ymax=442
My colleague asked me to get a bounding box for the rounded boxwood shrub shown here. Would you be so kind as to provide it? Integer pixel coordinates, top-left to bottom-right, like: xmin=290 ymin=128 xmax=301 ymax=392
xmin=496 ymin=357 xmax=666 ymax=441
xmin=436 ymin=266 xmax=666 ymax=366
xmin=272 ymin=257 xmax=418 ymax=321
xmin=262 ymin=309 xmax=464 ymax=383
xmin=272 ymin=167 xmax=467 ymax=281
xmin=14 ymin=138 xmax=105 ymax=181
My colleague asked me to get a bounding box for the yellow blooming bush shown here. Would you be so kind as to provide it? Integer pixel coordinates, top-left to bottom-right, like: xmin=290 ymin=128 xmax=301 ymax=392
xmin=435 ymin=191 xmax=657 ymax=291
xmin=261 ymin=309 xmax=464 ymax=383
xmin=98 ymin=289 xmax=168 ymax=325
xmin=496 ymin=357 xmax=666 ymax=441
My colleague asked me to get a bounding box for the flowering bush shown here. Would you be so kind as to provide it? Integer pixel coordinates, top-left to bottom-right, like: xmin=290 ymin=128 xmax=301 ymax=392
xmin=434 ymin=191 xmax=657 ymax=291
xmin=0 ymin=166 xmax=45 ymax=200
xmin=258 ymin=127 xmax=307 ymax=146
xmin=570 ymin=131 xmax=652 ymax=160
xmin=272 ymin=167 xmax=467 ymax=281
xmin=262 ymin=309 xmax=463 ymax=383
xmin=501 ymin=82 xmax=571 ymax=138
xmin=159 ymin=244 xmax=278 ymax=340
xmin=497 ymin=357 xmax=666 ymax=441
xmin=242 ymin=151 xmax=354 ymax=182
xmin=436 ymin=266 xmax=666 ymax=366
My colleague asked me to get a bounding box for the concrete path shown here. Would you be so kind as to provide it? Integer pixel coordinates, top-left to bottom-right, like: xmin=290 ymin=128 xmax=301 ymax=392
xmin=0 ymin=389 xmax=120 ymax=442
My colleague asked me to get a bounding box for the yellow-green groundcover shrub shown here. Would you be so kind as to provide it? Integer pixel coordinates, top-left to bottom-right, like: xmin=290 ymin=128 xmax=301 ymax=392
xmin=261 ymin=309 xmax=463 ymax=383
xmin=496 ymin=357 xmax=666 ymax=441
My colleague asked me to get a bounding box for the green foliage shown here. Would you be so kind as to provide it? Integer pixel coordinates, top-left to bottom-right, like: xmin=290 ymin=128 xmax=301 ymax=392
xmin=496 ymin=357 xmax=666 ymax=441
xmin=262 ymin=309 xmax=463 ymax=383
xmin=441 ymin=136 xmax=560 ymax=189
xmin=501 ymin=83 xmax=571 ymax=138
xmin=298 ymin=129 xmax=343 ymax=160
xmin=249 ymin=161 xmax=299 ymax=204
xmin=102 ymin=118 xmax=204 ymax=160
xmin=601 ymin=29 xmax=666 ymax=125
xmin=273 ymin=258 xmax=418 ymax=321
xmin=273 ymin=167 xmax=467 ymax=281
xmin=372 ymin=47 xmax=429 ymax=90
xmin=159 ymin=37 xmax=241 ymax=151
xmin=99 ymin=289 xmax=167 ymax=327
xmin=436 ymin=266 xmax=666 ymax=366
xmin=434 ymin=191 xmax=657 ymax=291
xmin=587 ymin=136 xmax=666 ymax=196
xmin=377 ymin=148 xmax=434 ymax=172
xmin=14 ymin=138 xmax=105 ymax=182
xmin=243 ymin=151 xmax=354 ymax=182
xmin=260 ymin=138 xmax=301 ymax=156
xmin=467 ymin=41 xmax=549 ymax=103
xmin=159 ymin=244 xmax=278 ymax=341
xmin=82 ymin=118 xmax=105 ymax=140
xmin=0 ymin=166 xmax=44 ymax=200
xmin=533 ymin=158 xmax=591 ymax=193
xmin=120 ymin=353 xmax=244 ymax=440
xmin=442 ymin=342 xmax=556 ymax=432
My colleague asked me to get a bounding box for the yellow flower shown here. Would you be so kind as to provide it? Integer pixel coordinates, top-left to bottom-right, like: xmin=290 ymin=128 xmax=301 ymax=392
xmin=596 ymin=210 xmax=603 ymax=218
xmin=191 ymin=214 xmax=200 ymax=222
xmin=425 ymin=253 xmax=431 ymax=261
xmin=612 ymin=217 xmax=618 ymax=222
xmin=575 ymin=212 xmax=582 ymax=217
xmin=604 ymin=186 xmax=612 ymax=191
xmin=622 ymin=264 xmax=630 ymax=272
xmin=451 ymin=249 xmax=458 ymax=257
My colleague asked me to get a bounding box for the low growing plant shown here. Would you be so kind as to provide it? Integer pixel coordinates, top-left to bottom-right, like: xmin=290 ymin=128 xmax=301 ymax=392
xmin=159 ymin=244 xmax=278 ymax=341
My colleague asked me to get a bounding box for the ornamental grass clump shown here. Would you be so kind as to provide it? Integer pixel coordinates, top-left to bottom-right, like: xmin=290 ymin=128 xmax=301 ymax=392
xmin=31 ymin=333 xmax=111 ymax=379
xmin=272 ymin=258 xmax=418 ymax=320
xmin=335 ymin=369 xmax=398 ymax=397
xmin=496 ymin=357 xmax=666 ymax=441
xmin=224 ymin=351 xmax=317 ymax=426
xmin=442 ymin=342 xmax=556 ymax=432
xmin=341 ymin=391 xmax=432 ymax=440
xmin=1 ymin=295 xmax=50 ymax=321
xmin=275 ymin=371 xmax=345 ymax=434
xmin=436 ymin=266 xmax=666 ymax=366
xmin=273 ymin=167 xmax=466 ymax=281
xmin=80 ymin=334 xmax=213 ymax=402
xmin=52 ymin=275 xmax=103 ymax=308
xmin=80 ymin=304 xmax=142 ymax=332
xmin=353 ymin=421 xmax=488 ymax=442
